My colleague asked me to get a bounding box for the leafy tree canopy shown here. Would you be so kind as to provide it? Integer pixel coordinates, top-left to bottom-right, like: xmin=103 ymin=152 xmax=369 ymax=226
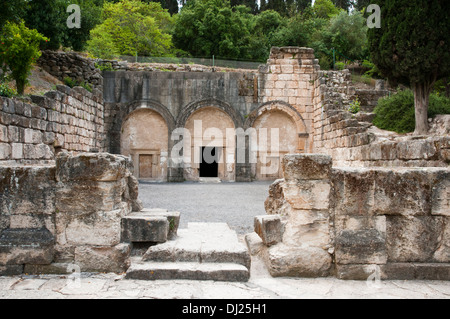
xmin=87 ymin=0 xmax=174 ymax=59
xmin=368 ymin=0 xmax=450 ymax=134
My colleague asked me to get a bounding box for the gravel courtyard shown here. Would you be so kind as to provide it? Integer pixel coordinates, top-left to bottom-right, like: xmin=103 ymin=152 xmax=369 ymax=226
xmin=138 ymin=181 xmax=273 ymax=235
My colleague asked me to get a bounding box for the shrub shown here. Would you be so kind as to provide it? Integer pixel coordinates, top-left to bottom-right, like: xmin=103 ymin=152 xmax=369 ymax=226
xmin=63 ymin=76 xmax=77 ymax=88
xmin=348 ymin=98 xmax=361 ymax=114
xmin=0 ymin=82 xmax=17 ymax=97
xmin=373 ymin=89 xmax=450 ymax=133
xmin=0 ymin=21 xmax=48 ymax=95
xmin=335 ymin=61 xmax=345 ymax=70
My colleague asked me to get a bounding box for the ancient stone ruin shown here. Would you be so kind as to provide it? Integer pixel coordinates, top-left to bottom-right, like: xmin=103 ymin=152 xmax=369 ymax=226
xmin=0 ymin=47 xmax=448 ymax=280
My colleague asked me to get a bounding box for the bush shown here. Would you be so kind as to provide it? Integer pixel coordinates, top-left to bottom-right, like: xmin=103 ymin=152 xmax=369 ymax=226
xmin=0 ymin=82 xmax=17 ymax=97
xmin=335 ymin=61 xmax=345 ymax=70
xmin=373 ymin=89 xmax=450 ymax=133
xmin=0 ymin=21 xmax=48 ymax=95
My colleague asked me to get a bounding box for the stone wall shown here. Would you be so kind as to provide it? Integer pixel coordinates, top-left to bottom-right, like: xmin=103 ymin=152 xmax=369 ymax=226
xmin=313 ymin=70 xmax=450 ymax=167
xmin=38 ymin=51 xmax=103 ymax=92
xmin=250 ymin=154 xmax=450 ymax=280
xmin=0 ymin=85 xmax=106 ymax=164
xmin=0 ymin=152 xmax=142 ymax=275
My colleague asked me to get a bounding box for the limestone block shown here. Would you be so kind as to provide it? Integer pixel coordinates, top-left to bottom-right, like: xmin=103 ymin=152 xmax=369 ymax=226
xmin=282 ymin=154 xmax=332 ymax=181
xmin=56 ymin=151 xmax=132 ymax=182
xmin=432 ymin=172 xmax=450 ymax=216
xmin=282 ymin=180 xmax=330 ymax=211
xmin=0 ymin=228 xmax=54 ymax=265
xmin=434 ymin=217 xmax=450 ymax=263
xmin=61 ymin=205 xmax=127 ymax=246
xmin=121 ymin=215 xmax=169 ymax=243
xmin=373 ymin=169 xmax=432 ymax=216
xmin=11 ymin=143 xmax=23 ymax=159
xmin=254 ymin=215 xmax=283 ymax=246
xmin=74 ymin=243 xmax=131 ymax=273
xmin=137 ymin=208 xmax=180 ymax=239
xmin=264 ymin=179 xmax=285 ymax=215
xmin=264 ymin=243 xmax=331 ymax=277
xmin=0 ymin=143 xmax=11 ymax=159
xmin=282 ymin=209 xmax=330 ymax=248
xmin=0 ymin=124 xmax=7 ymax=142
xmin=335 ymin=229 xmax=387 ymax=265
xmin=386 ymin=216 xmax=445 ymax=263
xmin=0 ymin=166 xmax=56 ymax=215
xmin=245 ymin=232 xmax=264 ymax=256
xmin=56 ymin=178 xmax=127 ymax=214
xmin=127 ymin=175 xmax=143 ymax=212
xmin=331 ymin=168 xmax=376 ymax=216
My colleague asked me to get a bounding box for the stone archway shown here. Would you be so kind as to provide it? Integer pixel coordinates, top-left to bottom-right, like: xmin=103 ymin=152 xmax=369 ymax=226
xmin=245 ymin=100 xmax=309 ymax=180
xmin=183 ymin=106 xmax=236 ymax=182
xmin=121 ymin=108 xmax=169 ymax=181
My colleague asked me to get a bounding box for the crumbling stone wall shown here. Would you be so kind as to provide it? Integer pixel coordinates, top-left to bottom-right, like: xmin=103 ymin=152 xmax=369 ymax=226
xmin=38 ymin=51 xmax=103 ymax=92
xmin=250 ymin=154 xmax=450 ymax=280
xmin=0 ymin=152 xmax=142 ymax=275
xmin=0 ymin=85 xmax=106 ymax=164
xmin=313 ymin=70 xmax=450 ymax=167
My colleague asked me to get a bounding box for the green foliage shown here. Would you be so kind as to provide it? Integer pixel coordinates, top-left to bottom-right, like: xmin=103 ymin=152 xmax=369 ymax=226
xmin=0 ymin=0 xmax=29 ymax=29
xmin=63 ymin=76 xmax=78 ymax=88
xmin=348 ymin=97 xmax=361 ymax=114
xmin=373 ymin=90 xmax=450 ymax=133
xmin=326 ymin=11 xmax=367 ymax=61
xmin=173 ymin=0 xmax=255 ymax=61
xmin=23 ymin=0 xmax=68 ymax=50
xmin=87 ymin=0 xmax=174 ymax=59
xmin=312 ymin=0 xmax=341 ymax=19
xmin=335 ymin=61 xmax=345 ymax=70
xmin=64 ymin=0 xmax=104 ymax=51
xmin=368 ymin=0 xmax=450 ymax=88
xmin=0 ymin=82 xmax=17 ymax=97
xmin=95 ymin=62 xmax=115 ymax=71
xmin=0 ymin=21 xmax=48 ymax=95
xmin=63 ymin=76 xmax=93 ymax=92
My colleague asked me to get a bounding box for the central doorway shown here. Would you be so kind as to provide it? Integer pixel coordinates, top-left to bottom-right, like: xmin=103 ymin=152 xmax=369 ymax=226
xmin=199 ymin=146 xmax=219 ymax=178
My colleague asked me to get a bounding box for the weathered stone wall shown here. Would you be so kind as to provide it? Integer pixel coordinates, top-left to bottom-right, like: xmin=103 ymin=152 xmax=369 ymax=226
xmin=313 ymin=70 xmax=450 ymax=167
xmin=0 ymin=85 xmax=106 ymax=164
xmin=0 ymin=152 xmax=141 ymax=275
xmin=38 ymin=51 xmax=103 ymax=92
xmin=250 ymin=154 xmax=450 ymax=280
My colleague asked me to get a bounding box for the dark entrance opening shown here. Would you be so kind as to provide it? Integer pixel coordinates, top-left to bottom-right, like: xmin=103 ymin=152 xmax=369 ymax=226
xmin=199 ymin=146 xmax=219 ymax=177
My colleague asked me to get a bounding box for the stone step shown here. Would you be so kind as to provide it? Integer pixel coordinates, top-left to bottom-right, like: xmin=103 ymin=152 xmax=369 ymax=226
xmin=142 ymin=223 xmax=251 ymax=269
xmin=125 ymin=261 xmax=250 ymax=282
xmin=121 ymin=208 xmax=180 ymax=244
xmin=125 ymin=223 xmax=251 ymax=282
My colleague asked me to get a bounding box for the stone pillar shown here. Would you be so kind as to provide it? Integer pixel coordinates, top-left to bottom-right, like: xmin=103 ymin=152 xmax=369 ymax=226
xmin=248 ymin=154 xmax=333 ymax=277
xmin=54 ymin=152 xmax=134 ymax=272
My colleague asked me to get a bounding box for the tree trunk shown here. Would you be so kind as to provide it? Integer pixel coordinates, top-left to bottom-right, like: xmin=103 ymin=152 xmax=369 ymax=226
xmin=16 ymin=78 xmax=25 ymax=96
xmin=412 ymin=82 xmax=431 ymax=135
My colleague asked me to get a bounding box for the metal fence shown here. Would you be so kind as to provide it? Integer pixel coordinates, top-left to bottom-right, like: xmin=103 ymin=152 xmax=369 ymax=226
xmin=119 ymin=55 xmax=263 ymax=70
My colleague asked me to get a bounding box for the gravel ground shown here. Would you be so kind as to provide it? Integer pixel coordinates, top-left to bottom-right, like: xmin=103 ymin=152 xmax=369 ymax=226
xmin=138 ymin=181 xmax=273 ymax=235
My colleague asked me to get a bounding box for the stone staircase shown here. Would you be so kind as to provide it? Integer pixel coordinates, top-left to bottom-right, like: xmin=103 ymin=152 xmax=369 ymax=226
xmin=121 ymin=211 xmax=251 ymax=282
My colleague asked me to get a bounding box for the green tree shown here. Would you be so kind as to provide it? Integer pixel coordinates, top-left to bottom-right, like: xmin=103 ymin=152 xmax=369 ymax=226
xmin=326 ymin=10 xmax=367 ymax=61
xmin=368 ymin=0 xmax=450 ymax=135
xmin=64 ymin=0 xmax=104 ymax=51
xmin=87 ymin=0 xmax=174 ymax=58
xmin=312 ymin=0 xmax=341 ymax=19
xmin=0 ymin=21 xmax=48 ymax=94
xmin=0 ymin=0 xmax=29 ymax=29
xmin=23 ymin=0 xmax=68 ymax=50
xmin=173 ymin=0 xmax=253 ymax=60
